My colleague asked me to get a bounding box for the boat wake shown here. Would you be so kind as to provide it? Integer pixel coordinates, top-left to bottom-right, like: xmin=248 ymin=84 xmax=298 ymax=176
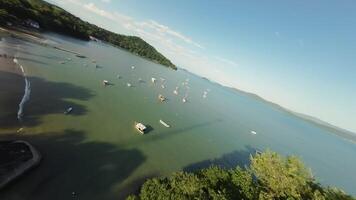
xmin=13 ymin=58 xmax=31 ymax=121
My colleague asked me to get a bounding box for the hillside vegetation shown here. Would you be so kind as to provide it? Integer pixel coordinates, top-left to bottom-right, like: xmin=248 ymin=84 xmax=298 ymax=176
xmin=127 ymin=151 xmax=355 ymax=200
xmin=0 ymin=0 xmax=176 ymax=69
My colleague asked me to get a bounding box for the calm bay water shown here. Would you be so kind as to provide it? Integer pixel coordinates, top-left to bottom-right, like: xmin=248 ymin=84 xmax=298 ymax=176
xmin=1 ymin=33 xmax=355 ymax=199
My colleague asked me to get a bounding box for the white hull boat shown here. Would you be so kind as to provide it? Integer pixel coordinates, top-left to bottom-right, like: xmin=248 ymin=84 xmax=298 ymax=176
xmin=159 ymin=119 xmax=170 ymax=128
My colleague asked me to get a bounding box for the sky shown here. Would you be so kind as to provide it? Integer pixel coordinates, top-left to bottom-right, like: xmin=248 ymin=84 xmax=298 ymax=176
xmin=48 ymin=0 xmax=356 ymax=133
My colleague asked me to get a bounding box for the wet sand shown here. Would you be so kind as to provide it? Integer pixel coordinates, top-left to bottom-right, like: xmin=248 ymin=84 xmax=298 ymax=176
xmin=0 ymin=54 xmax=24 ymax=130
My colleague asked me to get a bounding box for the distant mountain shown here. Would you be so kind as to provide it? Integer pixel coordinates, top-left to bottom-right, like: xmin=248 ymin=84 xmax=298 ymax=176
xmin=0 ymin=0 xmax=176 ymax=69
xmin=227 ymin=87 xmax=356 ymax=144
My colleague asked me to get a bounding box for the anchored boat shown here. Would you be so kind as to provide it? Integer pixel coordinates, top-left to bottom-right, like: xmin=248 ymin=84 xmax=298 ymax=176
xmin=64 ymin=107 xmax=73 ymax=114
xmin=159 ymin=119 xmax=170 ymax=128
xmin=158 ymin=94 xmax=166 ymax=102
xmin=135 ymin=122 xmax=147 ymax=134
xmin=103 ymin=80 xmax=109 ymax=86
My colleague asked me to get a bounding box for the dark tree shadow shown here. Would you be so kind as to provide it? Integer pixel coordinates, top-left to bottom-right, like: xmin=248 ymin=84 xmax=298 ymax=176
xmin=0 ymin=71 xmax=94 ymax=128
xmin=183 ymin=145 xmax=258 ymax=172
xmin=24 ymin=75 xmax=94 ymax=126
xmin=0 ymin=70 xmax=24 ymax=128
xmin=0 ymin=129 xmax=146 ymax=200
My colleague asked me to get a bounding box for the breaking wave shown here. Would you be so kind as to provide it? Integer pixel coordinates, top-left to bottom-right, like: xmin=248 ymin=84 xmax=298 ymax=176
xmin=13 ymin=58 xmax=31 ymax=121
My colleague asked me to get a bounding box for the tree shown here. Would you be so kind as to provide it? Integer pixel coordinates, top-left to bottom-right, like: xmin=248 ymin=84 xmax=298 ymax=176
xmin=127 ymin=151 xmax=355 ymax=200
xmin=250 ymin=150 xmax=313 ymax=199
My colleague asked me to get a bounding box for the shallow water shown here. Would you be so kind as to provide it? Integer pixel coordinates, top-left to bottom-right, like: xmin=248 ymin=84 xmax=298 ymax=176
xmin=0 ymin=33 xmax=355 ymax=199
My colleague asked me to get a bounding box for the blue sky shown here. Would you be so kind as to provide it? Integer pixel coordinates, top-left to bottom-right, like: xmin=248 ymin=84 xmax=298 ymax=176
xmin=48 ymin=0 xmax=356 ymax=133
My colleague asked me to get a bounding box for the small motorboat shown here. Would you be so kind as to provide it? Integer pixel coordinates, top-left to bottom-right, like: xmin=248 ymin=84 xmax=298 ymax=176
xmin=64 ymin=107 xmax=73 ymax=114
xmin=127 ymin=83 xmax=132 ymax=87
xmin=203 ymin=91 xmax=208 ymax=98
xmin=251 ymin=130 xmax=257 ymax=135
xmin=182 ymin=97 xmax=187 ymax=103
xmin=151 ymin=77 xmax=157 ymax=83
xmin=16 ymin=127 xmax=24 ymax=133
xmin=173 ymin=86 xmax=179 ymax=95
xmin=159 ymin=119 xmax=170 ymax=128
xmin=131 ymin=66 xmax=135 ymax=69
xmin=158 ymin=94 xmax=166 ymax=102
xmin=161 ymin=84 xmax=165 ymax=89
xmin=135 ymin=122 xmax=147 ymax=134
xmin=103 ymin=80 xmax=109 ymax=86
xmin=76 ymin=54 xmax=86 ymax=58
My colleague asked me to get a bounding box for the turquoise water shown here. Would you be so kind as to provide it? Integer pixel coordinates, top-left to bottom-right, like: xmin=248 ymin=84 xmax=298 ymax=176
xmin=1 ymin=33 xmax=356 ymax=199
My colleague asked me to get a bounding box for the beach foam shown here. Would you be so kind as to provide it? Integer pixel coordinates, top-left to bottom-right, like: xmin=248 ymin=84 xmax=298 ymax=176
xmin=13 ymin=57 xmax=31 ymax=121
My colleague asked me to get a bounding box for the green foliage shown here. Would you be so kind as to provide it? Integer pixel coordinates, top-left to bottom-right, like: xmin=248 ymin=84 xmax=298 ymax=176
xmin=0 ymin=0 xmax=176 ymax=69
xmin=128 ymin=151 xmax=355 ymax=200
xmin=251 ymin=150 xmax=313 ymax=199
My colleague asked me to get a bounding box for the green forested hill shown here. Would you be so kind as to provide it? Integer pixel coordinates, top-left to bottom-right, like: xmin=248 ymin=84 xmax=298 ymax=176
xmin=0 ymin=0 xmax=176 ymax=69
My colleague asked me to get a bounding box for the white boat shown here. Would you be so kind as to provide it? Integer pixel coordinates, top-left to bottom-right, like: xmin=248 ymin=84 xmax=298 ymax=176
xmin=131 ymin=65 xmax=135 ymax=69
xmin=161 ymin=84 xmax=165 ymax=89
xmin=251 ymin=130 xmax=257 ymax=135
xmin=64 ymin=107 xmax=73 ymax=114
xmin=159 ymin=119 xmax=170 ymax=128
xmin=103 ymin=80 xmax=109 ymax=86
xmin=182 ymin=97 xmax=187 ymax=103
xmin=16 ymin=127 xmax=24 ymax=133
xmin=173 ymin=90 xmax=178 ymax=95
xmin=151 ymin=77 xmax=156 ymax=83
xmin=135 ymin=122 xmax=147 ymax=134
xmin=203 ymin=91 xmax=208 ymax=98
xmin=127 ymin=83 xmax=132 ymax=87
xmin=158 ymin=94 xmax=166 ymax=102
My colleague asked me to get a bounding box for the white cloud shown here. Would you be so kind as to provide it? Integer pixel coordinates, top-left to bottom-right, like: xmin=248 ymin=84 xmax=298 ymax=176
xmin=100 ymin=0 xmax=111 ymax=3
xmin=83 ymin=3 xmax=115 ymax=20
xmin=80 ymin=2 xmax=203 ymax=50
xmin=215 ymin=56 xmax=238 ymax=67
